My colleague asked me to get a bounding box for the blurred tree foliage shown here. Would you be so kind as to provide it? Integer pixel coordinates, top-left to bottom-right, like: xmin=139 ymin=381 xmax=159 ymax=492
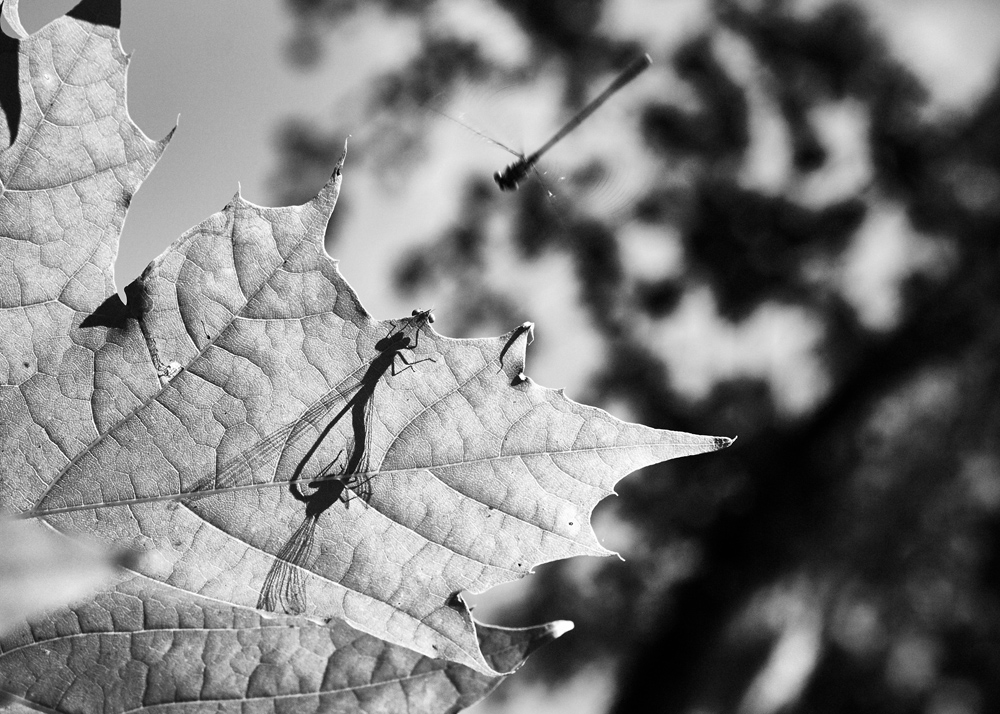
xmin=274 ymin=0 xmax=1000 ymax=712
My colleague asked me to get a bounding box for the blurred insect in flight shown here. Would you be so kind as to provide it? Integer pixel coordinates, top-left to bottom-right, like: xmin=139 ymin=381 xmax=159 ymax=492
xmin=257 ymin=309 xmax=437 ymax=615
xmin=435 ymin=54 xmax=651 ymax=195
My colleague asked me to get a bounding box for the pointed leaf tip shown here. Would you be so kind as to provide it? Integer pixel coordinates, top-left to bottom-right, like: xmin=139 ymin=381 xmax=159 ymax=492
xmin=1 ymin=0 xmax=29 ymax=39
xmin=547 ymin=620 xmax=575 ymax=639
xmin=477 ymin=619 xmax=575 ymax=674
xmin=334 ymin=135 xmax=349 ymax=176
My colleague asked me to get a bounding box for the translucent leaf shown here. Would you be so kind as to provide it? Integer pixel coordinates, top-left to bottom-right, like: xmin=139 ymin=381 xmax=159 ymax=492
xmin=0 ymin=0 xmax=729 ymax=706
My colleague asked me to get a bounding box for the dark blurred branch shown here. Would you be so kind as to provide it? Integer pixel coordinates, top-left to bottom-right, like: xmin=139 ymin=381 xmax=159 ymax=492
xmin=610 ymin=236 xmax=998 ymax=712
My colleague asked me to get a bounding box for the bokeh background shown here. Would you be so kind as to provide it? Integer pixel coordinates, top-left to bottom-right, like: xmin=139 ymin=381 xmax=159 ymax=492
xmin=11 ymin=1 xmax=1000 ymax=712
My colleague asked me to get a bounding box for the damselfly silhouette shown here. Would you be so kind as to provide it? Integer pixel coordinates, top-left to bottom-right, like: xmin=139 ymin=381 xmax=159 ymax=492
xmin=25 ymin=310 xmax=439 ymax=520
xmin=257 ymin=308 xmax=437 ymax=615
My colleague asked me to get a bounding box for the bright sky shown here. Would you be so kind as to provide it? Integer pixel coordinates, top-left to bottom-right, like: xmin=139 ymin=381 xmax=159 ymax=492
xmin=14 ymin=0 xmax=1000 ymax=405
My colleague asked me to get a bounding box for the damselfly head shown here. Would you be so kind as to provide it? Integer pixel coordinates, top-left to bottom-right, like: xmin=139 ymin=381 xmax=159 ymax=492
xmin=411 ymin=308 xmax=435 ymax=324
xmin=495 ymin=158 xmax=535 ymax=192
xmin=494 ymin=169 xmax=517 ymax=191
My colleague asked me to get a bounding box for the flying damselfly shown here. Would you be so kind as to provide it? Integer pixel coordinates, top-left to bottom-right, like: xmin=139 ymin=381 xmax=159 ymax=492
xmin=493 ymin=54 xmax=651 ymax=192
xmin=438 ymin=54 xmax=652 ymax=195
